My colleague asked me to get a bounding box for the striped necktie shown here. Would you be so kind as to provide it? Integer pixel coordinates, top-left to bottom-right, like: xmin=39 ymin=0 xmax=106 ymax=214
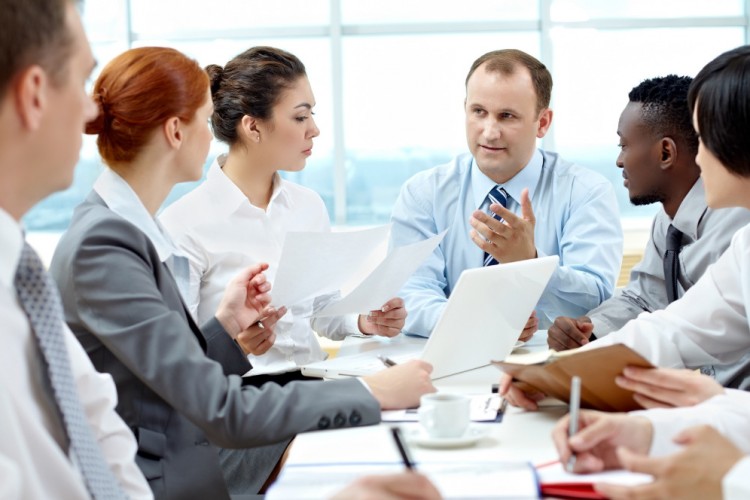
xmin=483 ymin=185 xmax=509 ymax=267
xmin=14 ymin=243 xmax=126 ymax=499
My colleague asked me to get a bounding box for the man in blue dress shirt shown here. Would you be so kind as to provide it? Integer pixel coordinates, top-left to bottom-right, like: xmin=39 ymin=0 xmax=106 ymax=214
xmin=390 ymin=49 xmax=623 ymax=337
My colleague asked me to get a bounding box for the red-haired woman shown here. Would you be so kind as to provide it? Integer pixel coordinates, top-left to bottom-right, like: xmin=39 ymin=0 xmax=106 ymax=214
xmin=48 ymin=46 xmax=435 ymax=500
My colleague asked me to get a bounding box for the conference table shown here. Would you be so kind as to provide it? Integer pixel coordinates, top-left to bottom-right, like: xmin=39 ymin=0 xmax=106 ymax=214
xmin=270 ymin=331 xmax=574 ymax=498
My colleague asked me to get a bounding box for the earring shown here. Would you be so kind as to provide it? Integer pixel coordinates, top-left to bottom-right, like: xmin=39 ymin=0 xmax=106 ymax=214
xmin=254 ymin=132 xmax=261 ymax=142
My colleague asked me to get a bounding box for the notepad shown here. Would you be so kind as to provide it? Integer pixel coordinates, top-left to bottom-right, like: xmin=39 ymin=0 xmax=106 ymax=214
xmin=492 ymin=344 xmax=654 ymax=412
xmin=266 ymin=461 xmax=539 ymax=499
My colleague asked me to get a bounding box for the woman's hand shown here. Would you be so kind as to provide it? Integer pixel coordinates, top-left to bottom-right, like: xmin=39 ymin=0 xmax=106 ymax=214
xmin=236 ymin=306 xmax=288 ymax=355
xmin=358 ymin=297 xmax=406 ymax=338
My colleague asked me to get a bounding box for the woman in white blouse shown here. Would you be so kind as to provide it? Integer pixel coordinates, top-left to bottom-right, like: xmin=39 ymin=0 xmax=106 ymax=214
xmin=546 ymin=44 xmax=750 ymax=499
xmin=160 ymin=46 xmax=407 ymax=383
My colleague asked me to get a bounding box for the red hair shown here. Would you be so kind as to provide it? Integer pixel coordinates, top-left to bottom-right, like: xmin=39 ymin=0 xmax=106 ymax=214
xmin=86 ymin=47 xmax=209 ymax=164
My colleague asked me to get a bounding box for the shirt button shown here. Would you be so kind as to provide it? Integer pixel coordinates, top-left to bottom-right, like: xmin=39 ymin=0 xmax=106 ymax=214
xmin=317 ymin=416 xmax=331 ymax=429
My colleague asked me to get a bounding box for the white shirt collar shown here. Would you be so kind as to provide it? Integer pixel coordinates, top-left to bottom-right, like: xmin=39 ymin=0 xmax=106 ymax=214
xmin=0 ymin=208 xmax=23 ymax=289
xmin=93 ymin=169 xmax=185 ymax=263
xmin=471 ymin=148 xmax=543 ymax=209
xmin=205 ymin=154 xmax=291 ymax=216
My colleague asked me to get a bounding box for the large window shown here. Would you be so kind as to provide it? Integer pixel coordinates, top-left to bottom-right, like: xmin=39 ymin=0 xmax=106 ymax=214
xmin=24 ymin=0 xmax=749 ymax=231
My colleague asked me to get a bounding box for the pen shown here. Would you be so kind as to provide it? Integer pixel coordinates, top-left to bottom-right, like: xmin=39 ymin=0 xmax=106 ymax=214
xmin=566 ymin=375 xmax=581 ymax=472
xmin=390 ymin=426 xmax=415 ymax=470
xmin=378 ymin=355 xmax=397 ymax=368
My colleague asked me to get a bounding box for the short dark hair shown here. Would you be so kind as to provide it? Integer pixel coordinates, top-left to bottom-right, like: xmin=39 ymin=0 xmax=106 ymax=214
xmin=628 ymin=75 xmax=698 ymax=157
xmin=688 ymin=45 xmax=750 ymax=178
xmin=465 ymin=49 xmax=552 ymax=113
xmin=206 ymin=46 xmax=307 ymax=145
xmin=0 ymin=0 xmax=77 ymax=97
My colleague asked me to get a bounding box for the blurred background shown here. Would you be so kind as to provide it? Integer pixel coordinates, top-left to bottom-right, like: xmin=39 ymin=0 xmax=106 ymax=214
xmin=25 ymin=0 xmax=748 ymax=242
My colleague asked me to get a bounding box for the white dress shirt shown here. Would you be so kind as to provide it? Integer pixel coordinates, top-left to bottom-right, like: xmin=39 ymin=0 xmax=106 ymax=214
xmin=631 ymin=390 xmax=750 ymax=499
xmin=94 ymin=169 xmax=191 ymax=301
xmin=160 ymin=155 xmax=359 ymax=375
xmin=0 ymin=208 xmax=151 ymax=499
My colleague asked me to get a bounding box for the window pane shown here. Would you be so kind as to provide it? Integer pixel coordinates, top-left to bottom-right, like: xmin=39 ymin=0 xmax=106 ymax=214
xmin=551 ymin=0 xmax=743 ymax=21
xmin=342 ymin=33 xmax=539 ymax=224
xmin=81 ymin=0 xmax=127 ymax=42
xmin=550 ymin=27 xmax=745 ymax=219
xmin=130 ymin=0 xmax=330 ymax=35
xmin=342 ymin=0 xmax=537 ymax=24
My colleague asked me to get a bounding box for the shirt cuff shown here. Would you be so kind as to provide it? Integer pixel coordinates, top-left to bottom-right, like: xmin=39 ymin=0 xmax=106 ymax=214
xmin=346 ymin=313 xmax=361 ymax=334
xmin=633 ymin=407 xmax=694 ymax=457
xmin=724 ymin=456 xmax=750 ymax=500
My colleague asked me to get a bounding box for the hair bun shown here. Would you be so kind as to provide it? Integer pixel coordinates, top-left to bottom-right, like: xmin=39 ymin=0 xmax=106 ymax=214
xmin=205 ymin=64 xmax=224 ymax=95
xmin=85 ymin=92 xmax=109 ymax=135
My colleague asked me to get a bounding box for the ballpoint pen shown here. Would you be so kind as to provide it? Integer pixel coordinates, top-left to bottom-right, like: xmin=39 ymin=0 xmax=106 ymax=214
xmin=390 ymin=426 xmax=416 ymax=470
xmin=378 ymin=355 xmax=397 ymax=368
xmin=566 ymin=375 xmax=581 ymax=472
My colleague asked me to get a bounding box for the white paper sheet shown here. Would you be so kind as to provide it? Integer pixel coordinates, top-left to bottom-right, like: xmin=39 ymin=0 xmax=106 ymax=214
xmin=270 ymin=225 xmax=391 ymax=308
xmin=537 ymin=461 xmax=652 ymax=486
xmin=267 ymin=461 xmax=539 ymax=499
xmin=313 ymin=230 xmax=447 ymax=317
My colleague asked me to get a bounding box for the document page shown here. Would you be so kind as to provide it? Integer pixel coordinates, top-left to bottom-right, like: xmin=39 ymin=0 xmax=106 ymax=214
xmin=267 ymin=461 xmax=538 ymax=499
xmin=313 ymin=231 xmax=446 ymax=316
xmin=271 ymin=225 xmax=390 ymax=307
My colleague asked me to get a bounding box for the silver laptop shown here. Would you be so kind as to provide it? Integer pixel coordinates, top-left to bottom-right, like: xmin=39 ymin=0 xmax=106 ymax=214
xmin=302 ymin=255 xmax=559 ymax=380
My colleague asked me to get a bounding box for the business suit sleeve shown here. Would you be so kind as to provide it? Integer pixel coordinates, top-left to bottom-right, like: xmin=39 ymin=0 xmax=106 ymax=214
xmin=200 ymin=316 xmax=252 ymax=376
xmin=71 ymin=218 xmax=380 ymax=448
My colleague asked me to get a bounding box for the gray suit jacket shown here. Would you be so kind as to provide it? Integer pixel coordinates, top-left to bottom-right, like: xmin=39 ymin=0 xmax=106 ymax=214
xmin=50 ymin=192 xmax=380 ymax=499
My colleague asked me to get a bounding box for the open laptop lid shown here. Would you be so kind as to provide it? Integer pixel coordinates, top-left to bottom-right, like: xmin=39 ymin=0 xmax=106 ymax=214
xmin=423 ymin=255 xmax=559 ymax=379
xmin=300 ymin=255 xmax=558 ymax=379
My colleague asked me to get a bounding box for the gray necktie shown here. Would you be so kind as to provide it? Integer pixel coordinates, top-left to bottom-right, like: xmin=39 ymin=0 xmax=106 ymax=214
xmin=14 ymin=243 xmax=126 ymax=499
xmin=483 ymin=186 xmax=509 ymax=267
xmin=663 ymin=224 xmax=684 ymax=304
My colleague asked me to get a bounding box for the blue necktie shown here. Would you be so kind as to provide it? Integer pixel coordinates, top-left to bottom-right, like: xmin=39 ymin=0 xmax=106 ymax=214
xmin=14 ymin=243 xmax=126 ymax=499
xmin=483 ymin=186 xmax=509 ymax=267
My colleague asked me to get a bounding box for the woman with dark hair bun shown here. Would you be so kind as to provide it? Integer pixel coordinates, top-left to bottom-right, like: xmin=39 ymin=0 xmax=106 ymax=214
xmin=49 ymin=46 xmax=435 ymax=499
xmin=161 ymin=46 xmax=408 ymax=384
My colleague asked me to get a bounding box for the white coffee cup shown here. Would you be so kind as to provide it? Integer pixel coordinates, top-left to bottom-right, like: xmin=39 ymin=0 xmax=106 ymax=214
xmin=418 ymin=393 xmax=470 ymax=438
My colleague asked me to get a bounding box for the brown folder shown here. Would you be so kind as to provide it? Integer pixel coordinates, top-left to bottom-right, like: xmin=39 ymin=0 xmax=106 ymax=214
xmin=491 ymin=344 xmax=654 ymax=412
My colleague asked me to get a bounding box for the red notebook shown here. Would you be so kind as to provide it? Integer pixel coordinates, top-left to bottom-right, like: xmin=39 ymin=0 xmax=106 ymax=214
xmin=536 ymin=461 xmax=652 ymax=499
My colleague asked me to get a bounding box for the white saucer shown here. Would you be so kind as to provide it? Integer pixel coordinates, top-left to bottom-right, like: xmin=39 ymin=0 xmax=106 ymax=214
xmin=406 ymin=424 xmax=491 ymax=449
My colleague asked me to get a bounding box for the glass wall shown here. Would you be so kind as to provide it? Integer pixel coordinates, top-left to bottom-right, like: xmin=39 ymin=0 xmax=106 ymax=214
xmin=24 ymin=0 xmax=748 ymax=231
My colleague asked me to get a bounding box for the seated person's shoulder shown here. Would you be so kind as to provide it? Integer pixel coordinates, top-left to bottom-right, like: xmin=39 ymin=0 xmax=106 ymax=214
xmin=544 ymin=151 xmax=613 ymax=193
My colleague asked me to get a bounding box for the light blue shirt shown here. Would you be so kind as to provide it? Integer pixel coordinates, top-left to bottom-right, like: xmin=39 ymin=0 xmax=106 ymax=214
xmin=390 ymin=149 xmax=623 ymax=336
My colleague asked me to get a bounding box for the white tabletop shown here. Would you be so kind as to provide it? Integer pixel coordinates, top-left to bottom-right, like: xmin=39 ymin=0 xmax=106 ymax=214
xmin=286 ymin=330 xmax=567 ymax=468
